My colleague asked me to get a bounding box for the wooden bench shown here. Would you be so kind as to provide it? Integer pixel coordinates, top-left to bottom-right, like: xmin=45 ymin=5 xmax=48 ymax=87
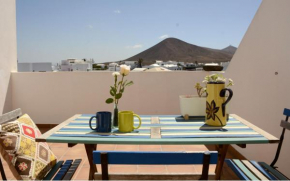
xmin=0 ymin=108 xmax=82 ymax=180
xmin=92 ymin=150 xmax=218 ymax=180
xmin=225 ymin=108 xmax=290 ymax=180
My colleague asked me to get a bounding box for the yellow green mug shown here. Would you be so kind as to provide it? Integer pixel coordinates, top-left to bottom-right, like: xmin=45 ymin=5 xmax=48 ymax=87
xmin=118 ymin=111 xmax=142 ymax=132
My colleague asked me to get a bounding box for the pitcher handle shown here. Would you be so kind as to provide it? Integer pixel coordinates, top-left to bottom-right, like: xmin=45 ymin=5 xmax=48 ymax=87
xmin=89 ymin=116 xmax=98 ymax=130
xmin=133 ymin=114 xmax=142 ymax=129
xmin=220 ymin=88 xmax=233 ymax=117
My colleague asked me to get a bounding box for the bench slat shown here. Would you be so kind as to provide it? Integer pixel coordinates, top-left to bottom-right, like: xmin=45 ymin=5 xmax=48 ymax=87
xmin=250 ymin=161 xmax=277 ymax=180
xmin=232 ymin=159 xmax=259 ymax=180
xmin=283 ymin=108 xmax=290 ymax=117
xmin=53 ymin=160 xmax=73 ymax=180
xmin=62 ymin=159 xmax=82 ymax=180
xmin=259 ymin=162 xmax=289 ymax=180
xmin=43 ymin=161 xmax=64 ymax=180
xmin=241 ymin=160 xmax=269 ymax=180
xmin=93 ymin=151 xmax=218 ymax=165
xmin=225 ymin=159 xmax=249 ymax=180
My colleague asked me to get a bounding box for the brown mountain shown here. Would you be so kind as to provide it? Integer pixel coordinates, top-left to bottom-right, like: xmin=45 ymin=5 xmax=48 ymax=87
xmin=221 ymin=45 xmax=237 ymax=55
xmin=123 ymin=38 xmax=236 ymax=65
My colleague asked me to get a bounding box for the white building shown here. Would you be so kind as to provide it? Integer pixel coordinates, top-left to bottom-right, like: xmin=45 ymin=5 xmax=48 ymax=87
xmin=18 ymin=62 xmax=52 ymax=72
xmin=123 ymin=61 xmax=137 ymax=69
xmin=155 ymin=60 xmax=164 ymax=66
xmin=108 ymin=63 xmax=120 ymax=71
xmin=163 ymin=64 xmax=178 ymax=70
xmin=60 ymin=58 xmax=93 ymax=71
xmin=132 ymin=68 xmax=147 ymax=72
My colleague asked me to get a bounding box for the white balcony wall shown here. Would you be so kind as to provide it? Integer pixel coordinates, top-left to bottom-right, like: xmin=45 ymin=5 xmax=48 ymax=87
xmin=11 ymin=71 xmax=208 ymax=124
xmin=0 ymin=0 xmax=17 ymax=114
xmin=226 ymin=0 xmax=290 ymax=177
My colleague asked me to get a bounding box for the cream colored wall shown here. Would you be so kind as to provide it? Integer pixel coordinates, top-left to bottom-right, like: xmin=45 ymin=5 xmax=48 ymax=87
xmin=0 ymin=0 xmax=17 ymax=114
xmin=11 ymin=71 xmax=208 ymax=124
xmin=226 ymin=0 xmax=290 ymax=177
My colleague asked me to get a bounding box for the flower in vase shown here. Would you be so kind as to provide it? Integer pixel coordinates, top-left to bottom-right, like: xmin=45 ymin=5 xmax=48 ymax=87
xmin=112 ymin=72 xmax=120 ymax=77
xmin=106 ymin=65 xmax=134 ymax=105
xmin=120 ymin=65 xmax=130 ymax=76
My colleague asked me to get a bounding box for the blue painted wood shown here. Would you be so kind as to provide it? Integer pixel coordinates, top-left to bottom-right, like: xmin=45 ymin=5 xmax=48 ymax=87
xmin=51 ymin=134 xmax=151 ymax=138
xmin=47 ymin=136 xmax=269 ymax=144
xmin=283 ymin=108 xmax=290 ymax=117
xmin=67 ymin=122 xmax=243 ymax=126
xmin=225 ymin=159 xmax=249 ymax=180
xmin=162 ymin=134 xmax=263 ymax=138
xmin=93 ymin=151 xmax=218 ymax=165
xmin=62 ymin=159 xmax=82 ymax=180
xmin=59 ymin=128 xmax=150 ymax=132
xmin=43 ymin=161 xmax=64 ymax=180
xmin=258 ymin=162 xmax=288 ymax=180
xmin=250 ymin=160 xmax=277 ymax=180
xmin=52 ymin=160 xmax=73 ymax=180
xmin=75 ymin=118 xmax=151 ymax=122
xmin=59 ymin=127 xmax=253 ymax=132
xmin=80 ymin=114 xmax=153 ymax=118
xmin=161 ymin=128 xmax=255 ymax=132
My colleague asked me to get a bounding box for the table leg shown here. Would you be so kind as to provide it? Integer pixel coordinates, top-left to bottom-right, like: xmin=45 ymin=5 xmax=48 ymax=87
xmin=215 ymin=144 xmax=229 ymax=180
xmin=85 ymin=144 xmax=97 ymax=180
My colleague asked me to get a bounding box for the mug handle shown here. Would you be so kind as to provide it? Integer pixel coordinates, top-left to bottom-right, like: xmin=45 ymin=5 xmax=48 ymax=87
xmin=220 ymin=88 xmax=233 ymax=117
xmin=133 ymin=114 xmax=142 ymax=129
xmin=89 ymin=116 xmax=98 ymax=130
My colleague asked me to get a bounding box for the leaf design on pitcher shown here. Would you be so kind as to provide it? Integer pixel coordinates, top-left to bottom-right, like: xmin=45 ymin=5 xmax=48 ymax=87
xmin=206 ymin=100 xmax=219 ymax=121
xmin=206 ymin=100 xmax=224 ymax=126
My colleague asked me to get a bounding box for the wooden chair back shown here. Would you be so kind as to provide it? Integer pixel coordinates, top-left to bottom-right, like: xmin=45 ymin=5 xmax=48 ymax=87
xmin=270 ymin=108 xmax=290 ymax=167
xmin=93 ymin=151 xmax=218 ymax=180
xmin=0 ymin=108 xmax=22 ymax=180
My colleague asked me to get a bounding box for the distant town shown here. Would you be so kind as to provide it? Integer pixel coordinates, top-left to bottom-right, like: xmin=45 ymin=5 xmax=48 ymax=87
xmin=17 ymin=58 xmax=231 ymax=72
xmin=17 ymin=38 xmax=236 ymax=72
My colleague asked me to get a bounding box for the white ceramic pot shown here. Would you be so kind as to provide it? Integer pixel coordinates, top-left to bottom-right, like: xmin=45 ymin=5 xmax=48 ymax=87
xmin=179 ymin=95 xmax=206 ymax=117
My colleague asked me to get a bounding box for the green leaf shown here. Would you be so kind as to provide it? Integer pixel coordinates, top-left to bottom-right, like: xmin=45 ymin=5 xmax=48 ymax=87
xmin=120 ymin=87 xmax=125 ymax=93
xmin=122 ymin=80 xmax=127 ymax=86
xmin=126 ymin=81 xmax=134 ymax=86
xmin=110 ymin=86 xmax=116 ymax=93
xmin=115 ymin=93 xmax=122 ymax=99
xmin=110 ymin=90 xmax=115 ymax=96
xmin=106 ymin=98 xmax=114 ymax=104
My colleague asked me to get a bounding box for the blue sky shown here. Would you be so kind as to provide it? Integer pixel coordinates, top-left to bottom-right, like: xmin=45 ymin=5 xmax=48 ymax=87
xmin=16 ymin=0 xmax=262 ymax=64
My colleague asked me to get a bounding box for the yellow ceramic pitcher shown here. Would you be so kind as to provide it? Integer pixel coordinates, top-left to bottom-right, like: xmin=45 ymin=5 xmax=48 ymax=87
xmin=206 ymin=83 xmax=233 ymax=126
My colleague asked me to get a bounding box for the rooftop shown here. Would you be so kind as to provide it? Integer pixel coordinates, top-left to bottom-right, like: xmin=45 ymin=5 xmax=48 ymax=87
xmin=1 ymin=0 xmax=290 ymax=180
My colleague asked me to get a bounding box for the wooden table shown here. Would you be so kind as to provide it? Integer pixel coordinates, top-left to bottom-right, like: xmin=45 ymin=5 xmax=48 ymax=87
xmin=36 ymin=114 xmax=279 ymax=180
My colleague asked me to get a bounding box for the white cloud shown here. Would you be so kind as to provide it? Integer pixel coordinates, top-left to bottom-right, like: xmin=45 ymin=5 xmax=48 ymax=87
xmin=126 ymin=44 xmax=143 ymax=49
xmin=87 ymin=25 xmax=93 ymax=29
xmin=159 ymin=34 xmax=169 ymax=39
xmin=114 ymin=10 xmax=121 ymax=14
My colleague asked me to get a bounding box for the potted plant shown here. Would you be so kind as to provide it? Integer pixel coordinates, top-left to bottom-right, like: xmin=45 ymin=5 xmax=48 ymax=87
xmin=179 ymin=74 xmax=233 ymax=119
xmin=179 ymin=83 xmax=207 ymax=118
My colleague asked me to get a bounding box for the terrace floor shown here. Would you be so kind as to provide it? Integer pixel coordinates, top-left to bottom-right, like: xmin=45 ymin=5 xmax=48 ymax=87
xmin=0 ymin=127 xmax=240 ymax=180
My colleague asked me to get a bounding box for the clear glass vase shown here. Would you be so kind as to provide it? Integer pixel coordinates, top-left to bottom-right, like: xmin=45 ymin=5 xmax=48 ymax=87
xmin=113 ymin=104 xmax=118 ymax=127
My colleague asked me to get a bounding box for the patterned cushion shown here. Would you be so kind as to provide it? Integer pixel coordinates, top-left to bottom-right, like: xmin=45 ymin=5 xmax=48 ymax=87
xmin=0 ymin=114 xmax=57 ymax=180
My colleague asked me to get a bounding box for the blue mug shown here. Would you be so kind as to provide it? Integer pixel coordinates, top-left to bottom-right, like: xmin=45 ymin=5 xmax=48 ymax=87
xmin=89 ymin=111 xmax=112 ymax=132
